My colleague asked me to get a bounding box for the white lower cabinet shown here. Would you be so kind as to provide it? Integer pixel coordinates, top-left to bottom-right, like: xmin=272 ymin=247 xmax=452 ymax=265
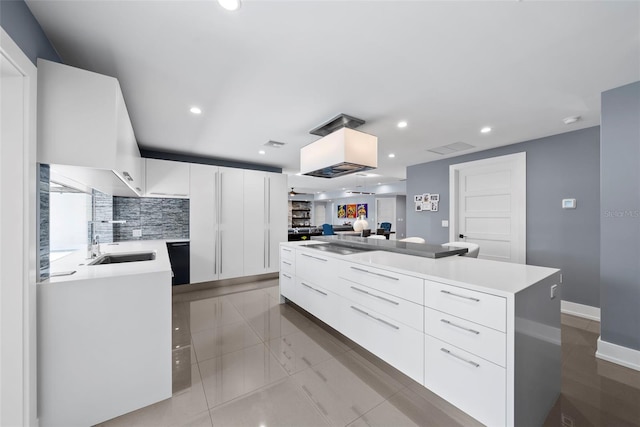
xmin=342 ymin=300 xmax=424 ymax=384
xmin=424 ymin=307 xmax=506 ymax=367
xmin=425 ymin=334 xmax=506 ymax=427
xmin=295 ymin=278 xmax=340 ymax=330
xmin=279 ymin=271 xmax=296 ymax=301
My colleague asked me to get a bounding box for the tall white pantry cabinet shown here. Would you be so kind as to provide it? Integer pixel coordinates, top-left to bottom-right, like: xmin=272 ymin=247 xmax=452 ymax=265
xmin=190 ymin=164 xmax=287 ymax=283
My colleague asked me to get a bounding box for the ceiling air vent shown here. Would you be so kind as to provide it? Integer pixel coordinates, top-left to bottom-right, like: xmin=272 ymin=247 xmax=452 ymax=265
xmin=427 ymin=141 xmax=475 ymax=155
xmin=264 ymin=140 xmax=286 ymax=148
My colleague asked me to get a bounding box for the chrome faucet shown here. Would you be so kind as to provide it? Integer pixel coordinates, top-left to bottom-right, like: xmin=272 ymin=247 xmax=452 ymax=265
xmin=87 ymin=220 xmax=126 ymax=258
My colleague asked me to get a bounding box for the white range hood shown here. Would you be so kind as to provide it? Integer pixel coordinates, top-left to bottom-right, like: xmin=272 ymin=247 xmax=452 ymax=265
xmin=300 ymin=127 xmax=378 ymax=178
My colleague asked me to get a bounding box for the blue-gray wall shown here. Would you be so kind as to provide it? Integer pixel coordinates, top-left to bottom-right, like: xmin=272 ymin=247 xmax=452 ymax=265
xmin=407 ymin=127 xmax=601 ymax=308
xmin=600 ymin=81 xmax=640 ymax=351
xmin=0 ymin=0 xmax=60 ymax=65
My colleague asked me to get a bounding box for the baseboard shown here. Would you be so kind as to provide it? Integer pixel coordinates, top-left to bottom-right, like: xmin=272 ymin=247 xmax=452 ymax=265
xmin=561 ymin=300 xmax=600 ymax=321
xmin=596 ymin=338 xmax=640 ymax=372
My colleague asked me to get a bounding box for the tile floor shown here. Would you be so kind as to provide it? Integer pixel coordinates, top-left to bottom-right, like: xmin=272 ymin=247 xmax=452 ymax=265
xmin=99 ymin=279 xmax=640 ymax=427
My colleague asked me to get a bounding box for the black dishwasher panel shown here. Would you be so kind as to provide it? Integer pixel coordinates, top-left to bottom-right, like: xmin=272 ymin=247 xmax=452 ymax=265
xmin=166 ymin=241 xmax=190 ymax=286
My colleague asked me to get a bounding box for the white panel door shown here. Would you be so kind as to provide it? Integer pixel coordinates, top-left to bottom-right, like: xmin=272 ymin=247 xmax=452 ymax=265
xmin=375 ymin=197 xmax=395 ymax=230
xmin=243 ymin=170 xmax=266 ymax=276
xmin=450 ymin=153 xmax=526 ymax=263
xmin=218 ymin=167 xmax=244 ymax=279
xmin=189 ymin=164 xmax=217 ymax=283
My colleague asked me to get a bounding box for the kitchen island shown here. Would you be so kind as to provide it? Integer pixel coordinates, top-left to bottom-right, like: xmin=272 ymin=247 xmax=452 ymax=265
xmin=38 ymin=240 xmax=172 ymax=427
xmin=280 ymin=240 xmax=561 ymax=427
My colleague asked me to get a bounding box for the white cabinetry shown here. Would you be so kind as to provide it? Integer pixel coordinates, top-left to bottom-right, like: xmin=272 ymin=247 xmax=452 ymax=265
xmin=189 ymin=164 xmax=217 ymax=284
xmin=37 ymin=59 xmax=144 ymax=196
xmin=278 ymin=242 xmax=561 ymax=427
xmin=145 ymin=159 xmax=190 ymax=198
xmin=190 ymin=165 xmax=287 ymax=283
xmin=218 ymin=167 xmax=244 ymax=279
xmin=243 ymin=170 xmax=287 ymax=276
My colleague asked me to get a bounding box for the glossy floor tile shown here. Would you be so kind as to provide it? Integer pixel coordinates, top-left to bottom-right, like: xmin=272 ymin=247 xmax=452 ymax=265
xmin=101 ymin=280 xmax=640 ymax=427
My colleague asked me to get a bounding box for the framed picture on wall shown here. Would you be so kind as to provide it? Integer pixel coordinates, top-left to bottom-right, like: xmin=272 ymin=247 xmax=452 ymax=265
xmin=414 ymin=195 xmax=423 ymax=202
xmin=415 ymin=202 xmax=422 ymax=212
xmin=430 ymin=194 xmax=439 ymax=202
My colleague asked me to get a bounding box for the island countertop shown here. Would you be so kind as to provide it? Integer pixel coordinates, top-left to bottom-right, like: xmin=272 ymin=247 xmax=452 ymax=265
xmin=311 ymin=235 xmax=467 ymax=258
xmin=283 ymin=240 xmax=560 ymax=296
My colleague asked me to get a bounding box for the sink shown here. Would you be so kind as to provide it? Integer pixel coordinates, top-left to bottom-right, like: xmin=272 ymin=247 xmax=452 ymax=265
xmin=88 ymin=251 xmax=156 ymax=265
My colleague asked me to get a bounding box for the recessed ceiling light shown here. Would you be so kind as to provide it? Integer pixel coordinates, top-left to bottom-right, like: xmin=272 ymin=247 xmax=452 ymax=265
xmin=258 ymin=150 xmax=265 ymax=155
xmin=190 ymin=107 xmax=202 ymax=115
xmin=388 ymin=153 xmax=396 ymax=158
xmin=480 ymin=126 xmax=492 ymax=134
xmin=397 ymin=121 xmax=408 ymax=128
xmin=218 ymin=0 xmax=241 ymax=11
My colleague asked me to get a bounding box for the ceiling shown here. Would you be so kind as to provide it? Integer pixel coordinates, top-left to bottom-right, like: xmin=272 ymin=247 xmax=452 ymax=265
xmin=25 ymin=0 xmax=640 ymax=194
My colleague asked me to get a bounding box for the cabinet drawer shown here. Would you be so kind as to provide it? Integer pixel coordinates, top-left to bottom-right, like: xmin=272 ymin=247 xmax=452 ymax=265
xmin=279 ymin=272 xmax=296 ymax=301
xmin=425 ymin=281 xmax=506 ymax=332
xmin=342 ymin=300 xmax=424 ymax=384
xmin=340 ymin=262 xmax=423 ymax=304
xmin=280 ymin=258 xmax=294 ymax=274
xmin=337 ymin=277 xmax=423 ymax=331
xmin=295 ymin=278 xmax=340 ymax=330
xmin=296 ymin=250 xmax=339 ymax=292
xmin=425 ymin=335 xmax=506 ymax=427
xmin=280 ymin=246 xmax=295 ymax=262
xmin=425 ymin=307 xmax=506 ymax=367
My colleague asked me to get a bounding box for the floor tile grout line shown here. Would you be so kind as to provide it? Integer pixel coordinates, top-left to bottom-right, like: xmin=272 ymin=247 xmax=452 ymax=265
xmin=342 ymin=387 xmax=407 ymax=427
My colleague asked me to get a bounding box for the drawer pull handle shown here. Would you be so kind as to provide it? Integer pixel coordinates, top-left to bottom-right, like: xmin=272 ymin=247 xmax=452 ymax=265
xmin=350 ymin=286 xmax=399 ymax=305
xmin=301 ymin=253 xmax=328 ymax=262
xmin=440 ymin=319 xmax=480 ymax=335
xmin=440 ymin=290 xmax=480 ymax=302
xmin=301 ymin=282 xmax=328 ymax=296
xmin=282 ymin=273 xmax=292 ymax=279
xmin=282 ymin=261 xmax=292 ymax=266
xmin=350 ymin=266 xmax=399 ymax=281
xmin=282 ymin=248 xmax=292 ymax=252
xmin=350 ymin=306 xmax=400 ymax=330
xmin=440 ymin=348 xmax=480 ymax=368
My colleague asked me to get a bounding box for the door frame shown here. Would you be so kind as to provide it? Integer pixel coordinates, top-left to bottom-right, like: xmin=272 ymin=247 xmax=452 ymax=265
xmin=0 ymin=28 xmax=38 ymax=426
xmin=375 ymin=197 xmax=396 ymax=230
xmin=449 ymin=152 xmax=526 ymax=263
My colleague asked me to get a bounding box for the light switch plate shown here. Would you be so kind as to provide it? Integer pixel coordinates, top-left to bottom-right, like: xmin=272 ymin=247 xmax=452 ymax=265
xmin=442 ymin=220 xmax=449 ymax=227
xmin=133 ymin=229 xmax=142 ymax=237
xmin=562 ymin=199 xmax=576 ymax=209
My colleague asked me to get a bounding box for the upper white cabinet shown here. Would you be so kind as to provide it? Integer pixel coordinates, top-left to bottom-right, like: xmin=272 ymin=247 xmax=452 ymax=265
xmin=37 ymin=59 xmax=144 ymax=196
xmin=145 ymin=159 xmax=190 ymax=198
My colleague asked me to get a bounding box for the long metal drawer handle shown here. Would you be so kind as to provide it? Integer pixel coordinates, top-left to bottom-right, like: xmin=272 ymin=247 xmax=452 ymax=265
xmin=282 ymin=248 xmax=292 ymax=252
xmin=350 ymin=286 xmax=400 ymax=306
xmin=440 ymin=319 xmax=480 ymax=335
xmin=350 ymin=266 xmax=399 ymax=281
xmin=440 ymin=290 xmax=480 ymax=302
xmin=440 ymin=348 xmax=480 ymax=368
xmin=282 ymin=273 xmax=292 ymax=279
xmin=350 ymin=306 xmax=400 ymax=330
xmin=282 ymin=261 xmax=292 ymax=266
xmin=301 ymin=282 xmax=328 ymax=296
xmin=301 ymin=253 xmax=328 ymax=262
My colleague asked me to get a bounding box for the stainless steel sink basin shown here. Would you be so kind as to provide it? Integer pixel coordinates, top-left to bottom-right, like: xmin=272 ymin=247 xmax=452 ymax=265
xmin=88 ymin=251 xmax=156 ymax=265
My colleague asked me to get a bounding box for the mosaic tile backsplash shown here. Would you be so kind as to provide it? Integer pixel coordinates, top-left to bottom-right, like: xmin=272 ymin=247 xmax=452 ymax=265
xmin=113 ymin=197 xmax=189 ymax=241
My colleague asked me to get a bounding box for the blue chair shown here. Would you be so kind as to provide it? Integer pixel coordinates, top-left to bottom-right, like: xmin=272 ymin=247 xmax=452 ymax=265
xmin=380 ymin=222 xmax=392 ymax=232
xmin=322 ymin=224 xmax=335 ymax=235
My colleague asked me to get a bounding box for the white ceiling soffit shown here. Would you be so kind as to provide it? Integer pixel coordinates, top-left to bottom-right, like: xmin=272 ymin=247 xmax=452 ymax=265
xmin=25 ymin=0 xmax=640 ymax=193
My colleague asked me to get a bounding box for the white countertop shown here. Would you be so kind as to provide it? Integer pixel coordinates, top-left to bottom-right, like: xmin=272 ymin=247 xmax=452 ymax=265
xmin=42 ymin=240 xmax=172 ymax=284
xmin=282 ymin=241 xmax=560 ymax=297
